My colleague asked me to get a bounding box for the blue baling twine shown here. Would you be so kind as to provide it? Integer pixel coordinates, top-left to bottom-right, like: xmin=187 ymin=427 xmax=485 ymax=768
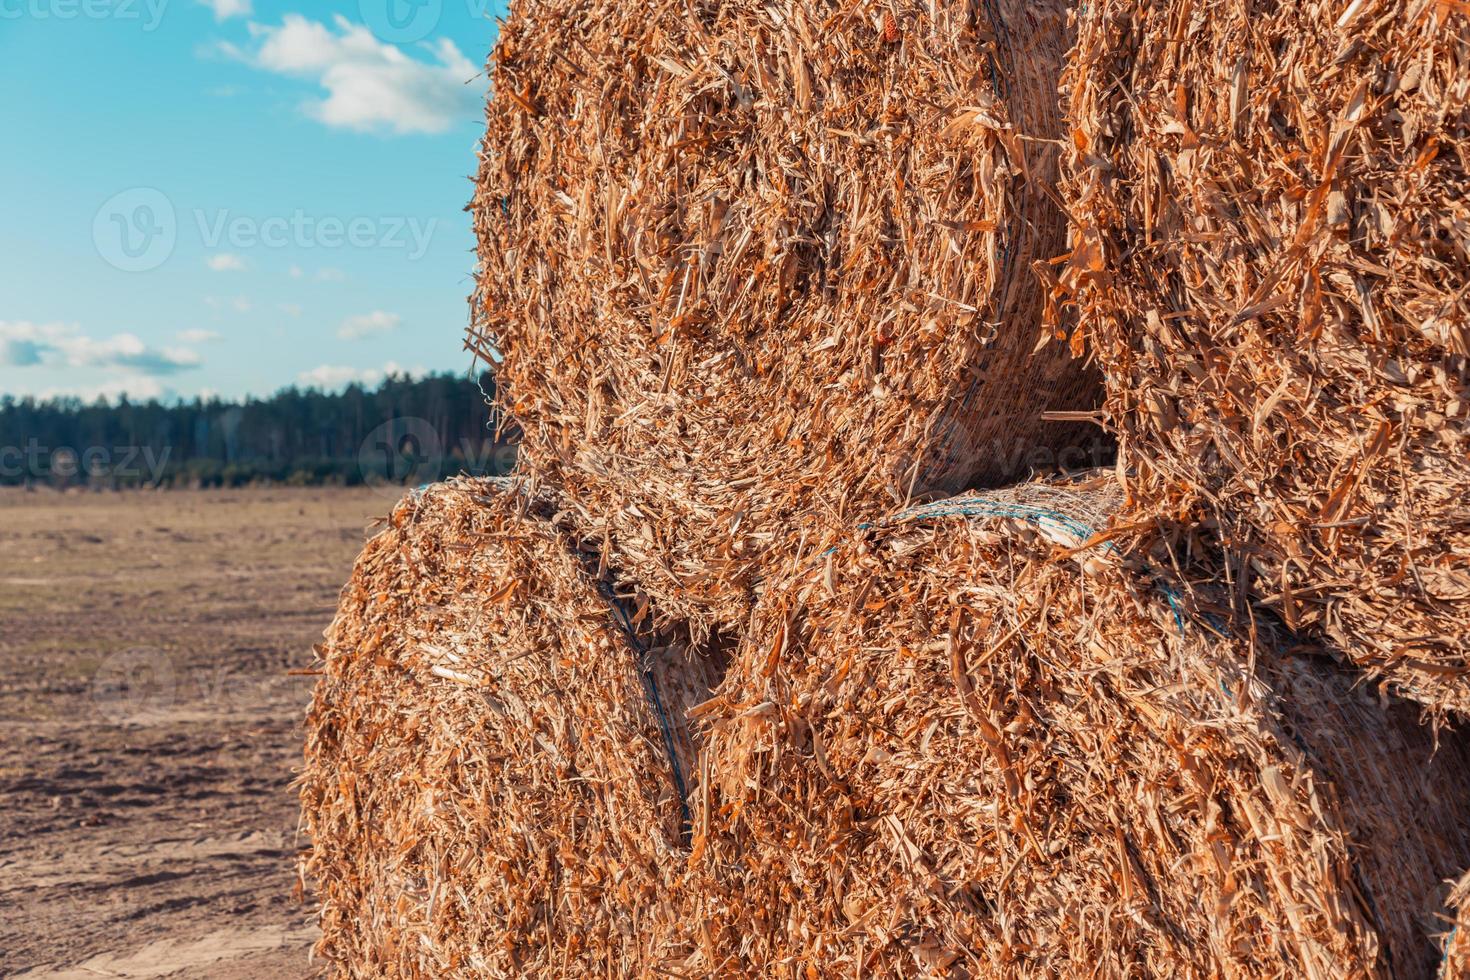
xmin=595 ymin=578 xmax=693 ymax=839
xmin=1153 ymin=580 xmax=1231 ymax=697
xmin=839 ymin=496 xmax=1233 ymax=690
xmin=819 ymin=499 xmax=1119 ymax=562
xmin=1155 ymin=580 xmax=1190 ymax=638
xmin=900 ymin=502 xmax=1236 ymax=695
xmin=890 ymin=497 xmax=1123 ymax=558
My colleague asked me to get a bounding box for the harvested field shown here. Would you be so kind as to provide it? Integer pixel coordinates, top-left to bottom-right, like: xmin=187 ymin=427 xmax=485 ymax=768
xmin=471 ymin=0 xmax=1104 ymax=637
xmin=686 ymin=478 xmax=1470 ymax=977
xmin=298 ymin=479 xmax=726 ymax=977
xmin=1056 ymin=0 xmax=1470 ymax=713
xmin=0 ymin=487 xmax=385 ymax=978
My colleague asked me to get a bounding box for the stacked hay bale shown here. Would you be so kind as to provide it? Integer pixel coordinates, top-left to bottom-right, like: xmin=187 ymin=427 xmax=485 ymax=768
xmin=298 ymin=480 xmax=721 ymax=976
xmin=685 ymin=478 xmax=1470 ymax=977
xmin=1056 ymin=0 xmax=1470 ymax=713
xmin=470 ymin=0 xmax=1103 ymax=636
xmin=298 ymin=0 xmax=1470 ymax=974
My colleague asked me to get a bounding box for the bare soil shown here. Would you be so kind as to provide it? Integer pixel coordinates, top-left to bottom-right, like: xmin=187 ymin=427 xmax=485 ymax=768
xmin=0 ymin=487 xmax=390 ymax=978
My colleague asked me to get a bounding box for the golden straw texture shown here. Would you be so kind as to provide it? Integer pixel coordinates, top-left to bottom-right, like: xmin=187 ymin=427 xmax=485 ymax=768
xmin=1448 ymin=871 xmax=1470 ymax=980
xmin=297 ymin=480 xmax=722 ymax=976
xmin=1057 ymin=0 xmax=1470 ymax=714
xmin=470 ymin=0 xmax=1103 ymax=636
xmin=686 ymin=478 xmax=1470 ymax=977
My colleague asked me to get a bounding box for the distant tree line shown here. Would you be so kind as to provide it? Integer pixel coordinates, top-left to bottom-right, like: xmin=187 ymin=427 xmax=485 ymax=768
xmin=0 ymin=373 xmax=515 ymax=488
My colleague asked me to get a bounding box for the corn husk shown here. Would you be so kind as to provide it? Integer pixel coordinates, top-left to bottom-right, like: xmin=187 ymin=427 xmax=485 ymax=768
xmin=469 ymin=0 xmax=1103 ymax=636
xmin=686 ymin=478 xmax=1470 ymax=977
xmin=1054 ymin=0 xmax=1470 ymax=714
xmin=297 ymin=480 xmax=721 ymax=976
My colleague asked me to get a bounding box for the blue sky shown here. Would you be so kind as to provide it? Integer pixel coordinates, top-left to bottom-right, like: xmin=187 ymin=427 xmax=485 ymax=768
xmin=0 ymin=0 xmax=506 ymax=402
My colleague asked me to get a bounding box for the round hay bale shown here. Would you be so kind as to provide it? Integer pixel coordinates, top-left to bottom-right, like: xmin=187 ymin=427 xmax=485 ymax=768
xmin=471 ymin=0 xmax=1103 ymax=635
xmin=1055 ymin=0 xmax=1470 ymax=713
xmin=686 ymin=479 xmax=1470 ymax=976
xmin=298 ymin=480 xmax=722 ymax=976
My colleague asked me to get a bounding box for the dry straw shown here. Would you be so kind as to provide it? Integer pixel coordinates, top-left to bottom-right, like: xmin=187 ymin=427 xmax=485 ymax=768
xmin=469 ymin=0 xmax=1102 ymax=637
xmin=1055 ymin=0 xmax=1470 ymax=714
xmin=1448 ymin=871 xmax=1470 ymax=979
xmin=297 ymin=480 xmax=723 ymax=977
xmin=686 ymin=477 xmax=1470 ymax=977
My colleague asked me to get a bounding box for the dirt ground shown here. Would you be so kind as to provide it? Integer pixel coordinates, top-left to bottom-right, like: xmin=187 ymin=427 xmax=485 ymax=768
xmin=0 ymin=487 xmax=392 ymax=978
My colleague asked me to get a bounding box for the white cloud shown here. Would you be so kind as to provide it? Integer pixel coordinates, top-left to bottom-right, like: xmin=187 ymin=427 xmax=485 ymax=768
xmin=289 ymin=265 xmax=305 ymax=279
xmin=337 ymin=310 xmax=401 ymax=340
xmin=0 ymin=321 xmax=201 ymax=374
xmin=297 ymin=364 xmax=375 ymax=389
xmin=278 ymin=303 xmax=304 ymax=317
xmin=204 ymin=295 xmax=253 ymax=313
xmin=37 ymin=377 xmax=170 ymax=403
xmin=177 ymin=329 xmax=223 ymax=343
xmin=206 ymin=252 xmax=247 ymax=272
xmin=316 ymin=266 xmax=346 ymax=281
xmin=199 ymin=0 xmax=253 ymax=20
xmin=230 ymin=15 xmax=482 ymax=135
xmin=297 ymin=360 xmax=419 ymax=390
